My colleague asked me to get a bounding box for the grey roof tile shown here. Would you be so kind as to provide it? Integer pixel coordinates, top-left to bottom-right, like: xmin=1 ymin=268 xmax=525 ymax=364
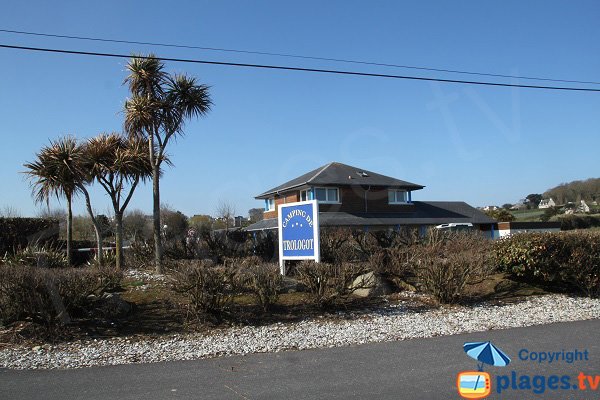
xmin=256 ymin=162 xmax=424 ymax=198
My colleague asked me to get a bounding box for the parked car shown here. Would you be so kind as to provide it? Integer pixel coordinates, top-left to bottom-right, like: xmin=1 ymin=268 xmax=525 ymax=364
xmin=434 ymin=223 xmax=474 ymax=232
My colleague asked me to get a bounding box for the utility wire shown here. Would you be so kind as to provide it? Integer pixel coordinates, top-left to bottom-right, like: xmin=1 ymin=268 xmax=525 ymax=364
xmin=1 ymin=28 xmax=599 ymax=86
xmin=1 ymin=43 xmax=599 ymax=92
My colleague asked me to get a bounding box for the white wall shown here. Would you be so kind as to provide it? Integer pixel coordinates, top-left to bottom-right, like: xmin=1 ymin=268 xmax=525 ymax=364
xmin=498 ymin=228 xmax=561 ymax=238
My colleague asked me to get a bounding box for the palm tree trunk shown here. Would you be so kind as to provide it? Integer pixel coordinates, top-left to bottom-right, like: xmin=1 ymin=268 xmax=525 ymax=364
xmin=115 ymin=211 xmax=125 ymax=269
xmin=82 ymin=187 xmax=103 ymax=266
xmin=66 ymin=195 xmax=73 ymax=266
xmin=149 ymin=135 xmax=163 ymax=273
xmin=152 ymin=163 xmax=162 ymax=273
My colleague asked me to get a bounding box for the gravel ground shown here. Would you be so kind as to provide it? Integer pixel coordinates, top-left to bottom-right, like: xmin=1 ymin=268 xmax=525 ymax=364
xmin=1 ymin=294 xmax=599 ymax=370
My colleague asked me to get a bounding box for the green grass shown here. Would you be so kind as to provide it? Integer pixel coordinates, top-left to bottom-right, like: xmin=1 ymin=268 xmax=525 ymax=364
xmin=510 ymin=209 xmax=545 ymax=221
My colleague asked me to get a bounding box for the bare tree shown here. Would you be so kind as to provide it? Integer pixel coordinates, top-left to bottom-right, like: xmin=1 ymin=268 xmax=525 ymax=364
xmin=216 ymin=200 xmax=236 ymax=232
xmin=0 ymin=206 xmax=22 ymax=218
xmin=123 ymin=209 xmax=152 ymax=241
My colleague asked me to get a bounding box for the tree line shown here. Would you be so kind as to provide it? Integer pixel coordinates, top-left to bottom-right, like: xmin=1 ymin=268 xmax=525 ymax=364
xmin=544 ymin=178 xmax=600 ymax=205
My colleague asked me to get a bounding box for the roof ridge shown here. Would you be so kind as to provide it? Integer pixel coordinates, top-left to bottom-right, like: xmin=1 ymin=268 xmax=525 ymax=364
xmin=306 ymin=161 xmax=335 ymax=183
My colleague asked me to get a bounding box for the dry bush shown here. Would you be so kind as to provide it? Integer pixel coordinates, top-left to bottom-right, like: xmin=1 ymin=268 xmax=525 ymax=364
xmin=368 ymin=246 xmax=417 ymax=280
xmin=0 ymin=265 xmax=123 ymax=326
xmin=0 ymin=265 xmax=55 ymax=325
xmin=54 ymin=267 xmax=122 ymax=316
xmin=127 ymin=240 xmax=154 ymax=268
xmin=200 ymin=229 xmax=249 ymax=262
xmin=320 ymin=228 xmax=357 ymax=264
xmin=296 ymin=260 xmax=370 ymax=307
xmin=236 ymin=258 xmax=282 ymax=312
xmin=350 ymin=228 xmax=419 ymax=261
xmin=415 ymin=231 xmax=494 ymax=304
xmin=170 ymin=260 xmax=238 ymax=317
xmin=249 ymin=230 xmax=277 ymax=261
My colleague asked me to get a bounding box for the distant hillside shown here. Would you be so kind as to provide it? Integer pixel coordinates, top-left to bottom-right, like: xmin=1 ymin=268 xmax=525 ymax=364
xmin=544 ymin=178 xmax=600 ymax=205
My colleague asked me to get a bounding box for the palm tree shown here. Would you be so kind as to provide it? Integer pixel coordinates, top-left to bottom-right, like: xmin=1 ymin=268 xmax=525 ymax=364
xmin=83 ymin=133 xmax=153 ymax=269
xmin=124 ymin=54 xmax=211 ymax=273
xmin=24 ymin=136 xmax=85 ymax=266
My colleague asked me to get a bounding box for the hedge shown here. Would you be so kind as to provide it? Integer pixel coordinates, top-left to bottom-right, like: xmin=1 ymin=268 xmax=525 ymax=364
xmin=0 ymin=218 xmax=59 ymax=256
xmin=494 ymin=231 xmax=600 ymax=297
xmin=556 ymin=214 xmax=600 ymax=230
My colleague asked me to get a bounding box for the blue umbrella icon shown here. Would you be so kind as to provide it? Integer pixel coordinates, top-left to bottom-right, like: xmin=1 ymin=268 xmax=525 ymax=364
xmin=463 ymin=341 xmax=511 ymax=371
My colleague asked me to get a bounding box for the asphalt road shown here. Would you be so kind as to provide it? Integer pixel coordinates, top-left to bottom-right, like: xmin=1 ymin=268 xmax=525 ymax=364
xmin=1 ymin=320 xmax=599 ymax=400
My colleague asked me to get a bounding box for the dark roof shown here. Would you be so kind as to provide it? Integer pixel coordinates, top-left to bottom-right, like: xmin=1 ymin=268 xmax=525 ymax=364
xmin=245 ymin=201 xmax=496 ymax=231
xmin=256 ymin=162 xmax=424 ymax=199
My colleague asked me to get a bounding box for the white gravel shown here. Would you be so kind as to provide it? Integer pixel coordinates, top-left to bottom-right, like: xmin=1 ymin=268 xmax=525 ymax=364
xmin=1 ymin=294 xmax=599 ymax=370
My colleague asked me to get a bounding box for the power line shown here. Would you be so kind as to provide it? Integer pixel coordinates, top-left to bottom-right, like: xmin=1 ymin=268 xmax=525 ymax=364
xmin=1 ymin=43 xmax=599 ymax=92
xmin=1 ymin=27 xmax=599 ymax=86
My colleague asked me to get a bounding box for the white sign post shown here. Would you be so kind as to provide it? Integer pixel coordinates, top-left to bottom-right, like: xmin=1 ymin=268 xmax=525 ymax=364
xmin=277 ymin=200 xmax=320 ymax=275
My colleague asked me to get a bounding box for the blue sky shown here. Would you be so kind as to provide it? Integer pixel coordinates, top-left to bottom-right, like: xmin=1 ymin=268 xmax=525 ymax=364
xmin=1 ymin=1 xmax=599 ymax=218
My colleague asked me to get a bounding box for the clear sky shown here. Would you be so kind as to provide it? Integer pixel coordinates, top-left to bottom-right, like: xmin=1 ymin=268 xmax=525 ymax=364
xmin=1 ymin=1 xmax=599 ymax=218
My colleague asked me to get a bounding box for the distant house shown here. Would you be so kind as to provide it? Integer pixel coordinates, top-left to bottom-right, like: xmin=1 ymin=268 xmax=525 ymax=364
xmin=481 ymin=205 xmax=499 ymax=211
xmin=538 ymin=198 xmax=556 ymax=209
xmin=576 ymin=200 xmax=590 ymax=214
xmin=510 ymin=202 xmax=527 ymax=211
xmin=233 ymin=216 xmax=247 ymax=227
xmin=245 ymin=162 xmax=496 ymax=236
xmin=497 ymin=221 xmax=561 ymax=238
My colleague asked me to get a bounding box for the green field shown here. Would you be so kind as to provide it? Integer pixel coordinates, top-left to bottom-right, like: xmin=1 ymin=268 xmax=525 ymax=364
xmin=510 ymin=209 xmax=545 ymax=221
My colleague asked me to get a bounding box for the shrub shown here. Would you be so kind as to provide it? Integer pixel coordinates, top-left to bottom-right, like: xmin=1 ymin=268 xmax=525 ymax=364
xmin=320 ymin=228 xmax=357 ymax=264
xmin=1 ymin=245 xmax=68 ymax=269
xmin=97 ymin=251 xmax=118 ymax=268
xmin=127 ymin=240 xmax=154 ymax=268
xmin=163 ymin=238 xmax=190 ymax=260
xmin=296 ymin=260 xmax=370 ymax=307
xmin=415 ymin=231 xmax=494 ymax=304
xmin=170 ymin=260 xmax=238 ymax=318
xmin=236 ymin=258 xmax=282 ymax=312
xmin=249 ymin=230 xmax=277 ymax=261
xmin=557 ymin=214 xmax=600 ymax=230
xmin=494 ymin=231 xmax=600 ymax=297
xmin=494 ymin=232 xmax=563 ymax=281
xmin=350 ymin=228 xmax=419 ymax=262
xmin=0 ymin=265 xmax=123 ymax=326
xmin=565 ymin=234 xmax=600 ymax=297
xmin=368 ymin=246 xmax=417 ymax=288
xmin=54 ymin=267 xmax=123 ymax=316
xmin=200 ymin=229 xmax=249 ymax=263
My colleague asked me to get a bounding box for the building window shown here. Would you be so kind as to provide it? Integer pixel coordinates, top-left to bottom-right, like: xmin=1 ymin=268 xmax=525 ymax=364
xmin=265 ymin=197 xmax=275 ymax=211
xmin=389 ymin=190 xmax=409 ymax=204
xmin=300 ymin=189 xmax=309 ymax=201
xmin=315 ymin=187 xmax=340 ymax=203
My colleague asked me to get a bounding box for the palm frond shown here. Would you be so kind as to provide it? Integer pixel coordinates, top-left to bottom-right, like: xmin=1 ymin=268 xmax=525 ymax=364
xmin=23 ymin=136 xmax=85 ymax=205
xmin=124 ymin=96 xmax=161 ymax=137
xmin=124 ymin=54 xmax=167 ymax=98
xmin=166 ymin=74 xmax=212 ymax=121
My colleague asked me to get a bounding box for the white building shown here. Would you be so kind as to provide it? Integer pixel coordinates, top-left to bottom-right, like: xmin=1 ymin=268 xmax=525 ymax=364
xmin=538 ymin=198 xmax=556 ymax=209
xmin=576 ymin=200 xmax=590 ymax=214
xmin=496 ymin=221 xmax=561 ymax=238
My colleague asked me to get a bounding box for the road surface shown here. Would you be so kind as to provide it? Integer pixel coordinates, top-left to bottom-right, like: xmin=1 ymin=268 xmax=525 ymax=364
xmin=2 ymin=319 xmax=599 ymax=399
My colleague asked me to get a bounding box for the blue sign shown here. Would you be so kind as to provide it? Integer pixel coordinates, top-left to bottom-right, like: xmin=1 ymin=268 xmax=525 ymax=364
xmin=278 ymin=200 xmax=320 ymax=271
